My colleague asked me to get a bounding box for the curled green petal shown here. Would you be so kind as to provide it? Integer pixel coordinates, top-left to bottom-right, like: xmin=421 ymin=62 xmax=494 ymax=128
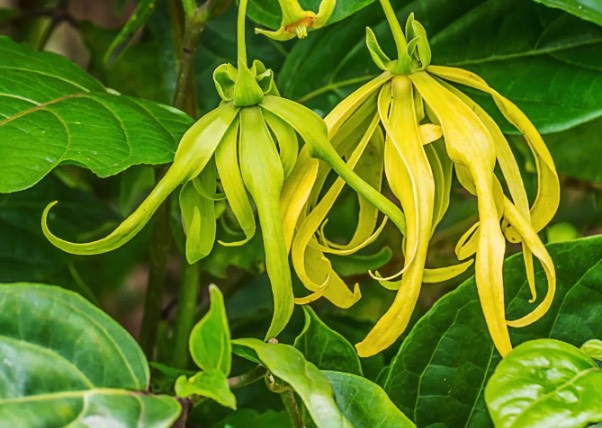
xmin=215 ymin=118 xmax=256 ymax=247
xmin=366 ymin=27 xmax=392 ymax=71
xmin=264 ymin=110 xmax=299 ymax=179
xmin=42 ymin=156 xmax=188 ymax=256
xmin=239 ymin=107 xmax=292 ymax=340
xmin=180 ymin=177 xmax=217 ymax=263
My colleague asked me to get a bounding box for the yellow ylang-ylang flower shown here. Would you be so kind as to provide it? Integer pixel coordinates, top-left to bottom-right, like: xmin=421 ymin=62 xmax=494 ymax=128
xmin=254 ymin=0 xmax=335 ymax=41
xmin=41 ymin=49 xmax=404 ymax=340
xmin=290 ymin=12 xmax=560 ymax=358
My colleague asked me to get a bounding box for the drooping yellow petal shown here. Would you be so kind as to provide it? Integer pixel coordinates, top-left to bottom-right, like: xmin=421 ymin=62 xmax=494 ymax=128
xmin=503 ymin=197 xmax=556 ymax=328
xmin=239 ymin=107 xmax=292 ymax=340
xmin=264 ymin=110 xmax=299 ymax=179
xmin=411 ymin=71 xmax=512 ymax=356
xmin=261 ymin=95 xmax=408 ymax=237
xmin=292 ymin=113 xmax=379 ymax=303
xmin=428 ymin=65 xmax=559 ymax=233
xmin=356 ymin=75 xmax=435 ymax=357
xmin=214 ymin=119 xmax=256 ymax=247
xmin=424 ymin=140 xmax=452 ymax=233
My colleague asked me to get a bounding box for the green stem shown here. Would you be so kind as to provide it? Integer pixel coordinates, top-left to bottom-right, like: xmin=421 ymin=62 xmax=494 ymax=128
xmin=228 ymin=365 xmax=267 ymax=389
xmin=171 ymin=261 xmax=201 ymax=368
xmin=281 ymin=390 xmax=304 ymax=428
xmin=139 ymin=177 xmax=172 ymax=359
xmin=237 ymin=0 xmax=249 ymax=67
xmin=140 ymin=0 xmax=210 ymax=359
xmin=19 ymin=0 xmax=62 ymax=50
xmin=377 ymin=0 xmax=406 ymax=59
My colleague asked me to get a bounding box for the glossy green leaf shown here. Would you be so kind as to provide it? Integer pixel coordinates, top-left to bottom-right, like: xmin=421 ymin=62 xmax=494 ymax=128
xmin=294 ymin=306 xmax=363 ymax=375
xmin=581 ymin=339 xmax=602 ymax=361
xmin=485 ymin=339 xmax=602 ymax=428
xmin=232 ymin=338 xmax=352 ymax=427
xmin=531 ymin=0 xmax=602 ymax=26
xmin=189 ymin=284 xmax=232 ymax=375
xmin=382 ymin=235 xmax=602 ymax=427
xmin=247 ymin=0 xmax=374 ymax=31
xmin=0 ymin=283 xmax=180 ymax=426
xmin=279 ymin=0 xmax=602 ymax=134
xmin=330 ymin=247 xmax=393 ymax=276
xmin=543 ymin=116 xmax=602 ymax=182
xmin=211 ymin=409 xmax=289 ymax=428
xmin=324 ymin=371 xmax=416 ymax=428
xmin=175 ymin=369 xmax=236 ymax=410
xmin=0 ymin=36 xmax=192 ymax=193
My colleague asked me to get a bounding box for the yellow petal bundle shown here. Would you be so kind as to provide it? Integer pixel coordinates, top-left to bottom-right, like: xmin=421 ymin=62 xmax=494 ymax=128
xmin=290 ymin=14 xmax=560 ymax=358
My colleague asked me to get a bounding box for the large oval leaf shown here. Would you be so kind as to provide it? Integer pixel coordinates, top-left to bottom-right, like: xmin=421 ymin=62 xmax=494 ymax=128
xmin=530 ymin=0 xmax=602 ymax=26
xmin=0 ymin=36 xmax=193 ymax=193
xmin=485 ymin=339 xmax=602 ymax=428
xmin=382 ymin=235 xmax=602 ymax=427
xmin=294 ymin=306 xmax=363 ymax=375
xmin=232 ymin=338 xmax=352 ymax=427
xmin=280 ymin=0 xmax=602 ymax=134
xmin=0 ymin=283 xmax=180 ymax=426
xmin=325 ymin=370 xmax=415 ymax=428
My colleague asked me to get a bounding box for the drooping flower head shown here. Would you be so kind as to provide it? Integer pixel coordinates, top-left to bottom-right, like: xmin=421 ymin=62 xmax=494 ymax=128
xmin=254 ymin=0 xmax=335 ymax=41
xmin=291 ymin=12 xmax=560 ymax=358
xmin=41 ymin=0 xmax=403 ymax=342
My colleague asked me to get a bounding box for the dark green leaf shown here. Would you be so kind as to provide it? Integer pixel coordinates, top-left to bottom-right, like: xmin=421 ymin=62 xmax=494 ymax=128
xmin=530 ymin=0 xmax=602 ymax=26
xmin=0 ymin=36 xmax=192 ymax=193
xmin=0 ymin=283 xmax=180 ymax=426
xmin=324 ymin=371 xmax=415 ymax=428
xmin=382 ymin=235 xmax=602 ymax=427
xmin=330 ymin=247 xmax=393 ymax=276
xmin=211 ymin=409 xmax=290 ymax=428
xmin=543 ymin=116 xmax=602 ymax=183
xmin=232 ymin=338 xmax=352 ymax=427
xmin=294 ymin=306 xmax=363 ymax=375
xmin=280 ymin=0 xmax=602 ymax=133
xmin=485 ymin=339 xmax=602 ymax=428
xmin=247 ymin=0 xmax=374 ymax=31
xmin=189 ymin=284 xmax=232 ymax=375
xmin=175 ymin=369 xmax=236 ymax=409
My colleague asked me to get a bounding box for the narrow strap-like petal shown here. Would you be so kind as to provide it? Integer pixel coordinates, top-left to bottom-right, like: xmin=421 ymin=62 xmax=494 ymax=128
xmin=356 ymin=76 xmax=435 ymax=357
xmin=239 ymin=106 xmax=293 ymax=340
xmin=214 ymin=118 xmax=256 ymax=247
xmin=261 ymin=95 xmax=408 ymax=237
xmin=179 ymin=175 xmax=217 ymax=263
xmin=264 ymin=110 xmax=299 ymax=179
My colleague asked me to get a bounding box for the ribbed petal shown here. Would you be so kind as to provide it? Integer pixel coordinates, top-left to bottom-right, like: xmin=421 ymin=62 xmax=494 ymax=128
xmin=411 ymin=71 xmax=512 ymax=356
xmin=239 ymin=107 xmax=292 ymax=340
xmin=356 ymin=75 xmax=435 ymax=357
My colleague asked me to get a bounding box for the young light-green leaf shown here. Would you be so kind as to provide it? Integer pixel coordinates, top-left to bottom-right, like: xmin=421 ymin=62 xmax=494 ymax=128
xmin=485 ymin=339 xmax=602 ymax=428
xmin=189 ymin=285 xmax=232 ymax=375
xmin=324 ymin=371 xmax=416 ymax=428
xmin=232 ymin=338 xmax=353 ymax=427
xmin=0 ymin=283 xmax=180 ymax=427
xmin=175 ymin=369 xmax=236 ymax=410
xmin=294 ymin=306 xmax=363 ymax=375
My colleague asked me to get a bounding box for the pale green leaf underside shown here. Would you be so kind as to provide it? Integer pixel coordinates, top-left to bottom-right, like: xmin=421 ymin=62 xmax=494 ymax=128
xmin=531 ymin=0 xmax=602 ymax=26
xmin=0 ymin=36 xmax=192 ymax=193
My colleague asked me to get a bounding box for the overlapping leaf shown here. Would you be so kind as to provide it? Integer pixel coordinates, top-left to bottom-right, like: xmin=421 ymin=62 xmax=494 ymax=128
xmin=0 ymin=36 xmax=192 ymax=193
xmin=382 ymin=236 xmax=602 ymax=427
xmin=531 ymin=0 xmax=602 ymax=26
xmin=0 ymin=283 xmax=180 ymax=426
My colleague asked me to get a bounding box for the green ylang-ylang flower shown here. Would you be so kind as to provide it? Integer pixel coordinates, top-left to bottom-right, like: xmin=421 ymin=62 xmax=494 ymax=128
xmin=254 ymin=0 xmax=335 ymax=41
xmin=291 ymin=11 xmax=560 ymax=358
xmin=41 ymin=0 xmax=406 ymax=341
